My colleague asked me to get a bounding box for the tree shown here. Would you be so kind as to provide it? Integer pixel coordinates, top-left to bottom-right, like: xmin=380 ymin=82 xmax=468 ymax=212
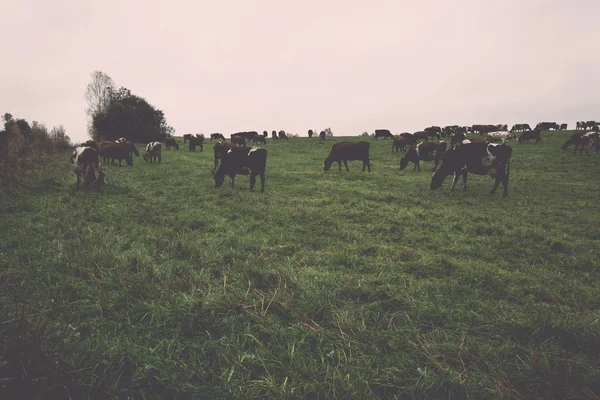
xmin=84 ymin=71 xmax=115 ymax=118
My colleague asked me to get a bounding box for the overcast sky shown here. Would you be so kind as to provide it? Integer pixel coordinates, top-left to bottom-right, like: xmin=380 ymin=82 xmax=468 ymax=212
xmin=2 ymin=0 xmax=600 ymax=142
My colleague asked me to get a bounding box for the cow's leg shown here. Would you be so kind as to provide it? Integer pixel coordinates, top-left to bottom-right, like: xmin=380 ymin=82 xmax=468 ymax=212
xmin=366 ymin=160 xmax=371 ymax=172
xmin=338 ymin=161 xmax=342 ymax=171
xmin=449 ymin=172 xmax=460 ymax=191
xmin=158 ymin=154 xmax=161 ymax=163
xmin=416 ymin=161 xmax=421 ymax=171
xmin=249 ymin=173 xmax=256 ymax=191
xmin=344 ymin=160 xmax=349 ymax=171
xmin=200 ymin=145 xmax=203 ymax=152
xmin=230 ymin=175 xmax=235 ymax=188
xmin=259 ymin=173 xmax=265 ymax=193
xmin=490 ymin=177 xmax=502 ymax=194
xmin=462 ymin=171 xmax=468 ymax=190
xmin=76 ymin=172 xmax=81 ymax=189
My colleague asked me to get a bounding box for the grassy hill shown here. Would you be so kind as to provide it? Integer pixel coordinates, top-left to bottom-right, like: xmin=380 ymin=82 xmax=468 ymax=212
xmin=1 ymin=132 xmax=599 ymax=398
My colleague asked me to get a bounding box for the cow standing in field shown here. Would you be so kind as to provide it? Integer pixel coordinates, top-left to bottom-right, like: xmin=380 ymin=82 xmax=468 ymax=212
xmin=143 ymin=142 xmax=162 ymax=163
xmin=565 ymin=132 xmax=598 ymax=155
xmin=324 ymin=141 xmax=371 ymax=172
xmin=399 ymin=132 xmax=416 ymax=145
xmin=400 ymin=141 xmax=446 ymax=171
xmin=69 ymin=146 xmax=105 ymax=194
xmin=413 ymin=130 xmax=440 ymax=142
xmin=392 ymin=136 xmax=408 ymax=152
xmin=425 ymin=126 xmax=442 ymax=137
xmin=213 ymin=140 xmax=236 ymax=168
xmin=164 ymin=137 xmax=179 ymax=150
xmin=231 ymin=134 xmax=246 ymax=147
xmin=486 ymin=131 xmax=517 ymax=144
xmin=253 ymin=134 xmax=266 ymax=145
xmin=278 ymin=130 xmax=288 ymax=140
xmin=189 ymin=135 xmax=204 ymax=151
xmin=308 ymin=129 xmax=314 ymax=138
xmin=374 ymin=129 xmax=394 ymax=139
xmin=183 ymin=134 xmax=192 ymax=143
xmin=518 ymin=129 xmax=542 ymax=144
xmin=212 ymin=147 xmax=267 ymax=192
xmin=99 ymin=141 xmax=138 ymax=166
xmin=430 ymin=142 xmax=513 ymax=196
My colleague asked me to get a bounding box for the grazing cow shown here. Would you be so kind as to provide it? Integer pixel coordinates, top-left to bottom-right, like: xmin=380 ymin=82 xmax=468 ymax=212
xmin=278 ymin=130 xmax=288 ymax=140
xmin=253 ymin=134 xmax=267 ymax=145
xmin=213 ymin=140 xmax=236 ymax=168
xmin=559 ymin=123 xmax=568 ymax=130
xmin=570 ymin=132 xmax=598 ymax=155
xmin=374 ymin=129 xmax=394 ymax=139
xmin=392 ymin=136 xmax=409 ymax=152
xmin=400 ymin=141 xmax=447 ymax=171
xmin=308 ymin=129 xmax=314 ymax=138
xmin=231 ymin=134 xmax=246 ymax=147
xmin=324 ymin=141 xmax=371 ymax=172
xmin=210 ymin=133 xmax=225 ymax=141
xmin=164 ymin=137 xmax=179 ymax=150
xmin=115 ymin=137 xmax=127 ymax=144
xmin=430 ymin=142 xmax=512 ymax=196
xmin=561 ymin=132 xmax=587 ymax=150
xmin=399 ymin=132 xmax=416 ymax=145
xmin=183 ymin=134 xmax=192 ymax=143
xmin=189 ymin=135 xmax=204 ymax=151
xmin=518 ymin=129 xmax=542 ymax=144
xmin=536 ymin=122 xmax=559 ymax=131
xmin=212 ymin=147 xmax=267 ymax=192
xmin=69 ymin=146 xmax=105 ymax=194
xmin=99 ymin=141 xmax=137 ymax=166
xmin=143 ymin=142 xmax=162 ymax=163
xmin=450 ymin=132 xmax=466 ymax=148
xmin=413 ymin=130 xmax=440 ymax=141
xmin=319 ymin=131 xmax=326 ymax=140
xmin=486 ymin=131 xmax=516 ymax=144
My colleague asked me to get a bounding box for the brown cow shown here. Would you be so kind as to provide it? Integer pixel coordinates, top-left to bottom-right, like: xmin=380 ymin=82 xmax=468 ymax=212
xmin=213 ymin=140 xmax=236 ymax=168
xmin=400 ymin=141 xmax=446 ymax=171
xmin=99 ymin=141 xmax=138 ymax=166
xmin=413 ymin=130 xmax=440 ymax=142
xmin=374 ymin=129 xmax=394 ymax=139
xmin=430 ymin=142 xmax=512 ymax=196
xmin=210 ymin=133 xmax=225 ymax=141
xmin=392 ymin=136 xmax=408 ymax=152
xmin=324 ymin=141 xmax=371 ymax=172
xmin=231 ymin=134 xmax=246 ymax=147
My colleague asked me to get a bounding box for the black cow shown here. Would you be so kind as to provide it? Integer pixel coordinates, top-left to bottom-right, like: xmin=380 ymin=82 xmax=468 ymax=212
xmin=324 ymin=141 xmax=371 ymax=172
xmin=413 ymin=130 xmax=440 ymax=141
xmin=430 ymin=142 xmax=512 ymax=196
xmin=308 ymin=129 xmax=314 ymax=138
xmin=518 ymin=129 xmax=542 ymax=144
xmin=559 ymin=123 xmax=568 ymax=130
xmin=374 ymin=129 xmax=394 ymax=139
xmin=400 ymin=141 xmax=446 ymax=171
xmin=212 ymin=147 xmax=267 ymax=192
xmin=189 ymin=135 xmax=204 ymax=151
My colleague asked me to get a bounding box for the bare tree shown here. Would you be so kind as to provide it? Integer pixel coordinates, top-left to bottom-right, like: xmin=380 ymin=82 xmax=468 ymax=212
xmin=84 ymin=71 xmax=115 ymax=117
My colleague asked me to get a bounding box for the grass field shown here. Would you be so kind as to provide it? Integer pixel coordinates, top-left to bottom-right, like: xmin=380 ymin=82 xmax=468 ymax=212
xmin=1 ymin=131 xmax=600 ymax=399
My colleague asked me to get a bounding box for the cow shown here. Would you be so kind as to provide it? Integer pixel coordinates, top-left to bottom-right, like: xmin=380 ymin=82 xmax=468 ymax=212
xmin=324 ymin=141 xmax=371 ymax=172
xmin=518 ymin=129 xmax=542 ymax=144
xmin=536 ymin=122 xmax=559 ymax=131
xmin=425 ymin=126 xmax=442 ymax=137
xmin=189 ymin=135 xmax=204 ymax=151
xmin=231 ymin=134 xmax=246 ymax=147
xmin=308 ymin=129 xmax=314 ymax=138
xmin=210 ymin=133 xmax=225 ymax=141
xmin=392 ymin=135 xmax=409 ymax=152
xmin=143 ymin=142 xmax=162 ymax=163
xmin=68 ymin=146 xmax=105 ymax=194
xmin=450 ymin=132 xmax=466 ymax=148
xmin=585 ymin=121 xmax=597 ymax=130
xmin=400 ymin=141 xmax=446 ymax=172
xmin=252 ymin=134 xmax=267 ymax=145
xmin=561 ymin=132 xmax=587 ymax=150
xmin=559 ymin=123 xmax=568 ymax=130
xmin=495 ymin=124 xmax=508 ymax=131
xmin=278 ymin=130 xmax=288 ymax=140
xmin=272 ymin=130 xmax=278 ymax=140
xmin=430 ymin=142 xmax=512 ymax=196
xmin=471 ymin=124 xmax=497 ymax=136
xmin=319 ymin=131 xmax=326 ymax=140
xmin=212 ymin=147 xmax=267 ymax=192
xmin=213 ymin=140 xmax=236 ymax=168
xmin=413 ymin=130 xmax=440 ymax=141
xmin=399 ymin=132 xmax=416 ymax=145
xmin=99 ymin=141 xmax=137 ymax=166
xmin=82 ymin=140 xmax=100 ymax=152
xmin=486 ymin=131 xmax=516 ymax=144
xmin=569 ymin=132 xmax=598 ymax=155
xmin=115 ymin=137 xmax=127 ymax=144
xmin=164 ymin=137 xmax=179 ymax=150
xmin=183 ymin=134 xmax=192 ymax=143
xmin=374 ymin=129 xmax=394 ymax=140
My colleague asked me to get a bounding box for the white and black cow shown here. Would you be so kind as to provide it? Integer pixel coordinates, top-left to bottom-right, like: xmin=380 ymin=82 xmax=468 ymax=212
xmin=212 ymin=146 xmax=267 ymax=192
xmin=400 ymin=141 xmax=446 ymax=171
xmin=430 ymin=142 xmax=512 ymax=196
xmin=486 ymin=131 xmax=516 ymax=144
xmin=143 ymin=142 xmax=162 ymax=163
xmin=115 ymin=137 xmax=127 ymax=144
xmin=68 ymin=146 xmax=105 ymax=194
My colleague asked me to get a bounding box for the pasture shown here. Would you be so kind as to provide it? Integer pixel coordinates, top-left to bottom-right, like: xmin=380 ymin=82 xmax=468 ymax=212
xmin=1 ymin=131 xmax=600 ymax=398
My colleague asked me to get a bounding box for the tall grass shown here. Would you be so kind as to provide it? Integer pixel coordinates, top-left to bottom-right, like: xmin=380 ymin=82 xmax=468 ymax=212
xmin=1 ymin=131 xmax=599 ymax=399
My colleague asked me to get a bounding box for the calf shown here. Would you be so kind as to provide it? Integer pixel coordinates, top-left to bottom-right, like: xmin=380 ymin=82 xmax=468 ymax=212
xmin=253 ymin=134 xmax=267 ymax=145
xmin=183 ymin=134 xmax=192 ymax=143
xmin=68 ymin=146 xmax=105 ymax=194
xmin=324 ymin=141 xmax=371 ymax=172
xmin=99 ymin=141 xmax=136 ymax=166
xmin=143 ymin=142 xmax=162 ymax=163
xmin=212 ymin=147 xmax=267 ymax=192
xmin=518 ymin=129 xmax=542 ymax=144
xmin=210 ymin=133 xmax=225 ymax=141
xmin=374 ymin=129 xmax=394 ymax=139
xmin=189 ymin=135 xmax=204 ymax=151
xmin=392 ymin=136 xmax=408 ymax=152
xmin=213 ymin=140 xmax=236 ymax=168
xmin=400 ymin=141 xmax=446 ymax=171
xmin=430 ymin=142 xmax=512 ymax=196
xmin=164 ymin=137 xmax=179 ymax=150
xmin=231 ymin=134 xmax=246 ymax=147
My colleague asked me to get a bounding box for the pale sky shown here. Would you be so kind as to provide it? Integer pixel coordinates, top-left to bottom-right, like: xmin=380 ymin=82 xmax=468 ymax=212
xmin=2 ymin=0 xmax=600 ymax=143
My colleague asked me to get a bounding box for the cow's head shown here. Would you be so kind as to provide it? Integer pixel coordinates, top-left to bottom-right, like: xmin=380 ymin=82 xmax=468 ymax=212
xmin=212 ymin=168 xmax=225 ymax=188
xmin=399 ymin=156 xmax=409 ymax=170
xmin=323 ymin=158 xmax=333 ymax=171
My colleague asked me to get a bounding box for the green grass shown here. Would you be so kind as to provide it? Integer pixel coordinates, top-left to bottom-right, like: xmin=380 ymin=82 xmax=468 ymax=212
xmin=1 ymin=132 xmax=600 ymax=399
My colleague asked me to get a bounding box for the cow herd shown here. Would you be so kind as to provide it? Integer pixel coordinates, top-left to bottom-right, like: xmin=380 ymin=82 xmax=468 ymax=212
xmin=69 ymin=123 xmax=599 ymax=197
